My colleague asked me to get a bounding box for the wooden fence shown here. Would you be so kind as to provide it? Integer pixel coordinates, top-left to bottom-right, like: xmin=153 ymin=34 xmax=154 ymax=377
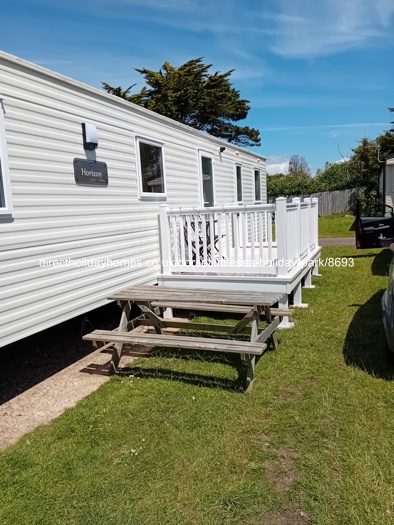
xmin=269 ymin=188 xmax=358 ymax=216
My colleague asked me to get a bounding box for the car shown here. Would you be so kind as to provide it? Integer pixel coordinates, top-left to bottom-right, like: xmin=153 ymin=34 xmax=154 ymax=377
xmin=382 ymin=244 xmax=394 ymax=365
xmin=355 ymin=198 xmax=394 ymax=249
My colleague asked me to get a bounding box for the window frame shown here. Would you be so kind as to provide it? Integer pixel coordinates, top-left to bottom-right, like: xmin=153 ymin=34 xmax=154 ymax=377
xmin=235 ymin=164 xmax=243 ymax=203
xmin=0 ymin=99 xmax=13 ymax=219
xmin=254 ymin=168 xmax=262 ymax=203
xmin=136 ymin=136 xmax=167 ymax=200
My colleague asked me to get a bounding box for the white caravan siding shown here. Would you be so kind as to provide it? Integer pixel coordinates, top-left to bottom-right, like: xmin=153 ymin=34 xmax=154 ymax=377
xmin=0 ymin=52 xmax=266 ymax=347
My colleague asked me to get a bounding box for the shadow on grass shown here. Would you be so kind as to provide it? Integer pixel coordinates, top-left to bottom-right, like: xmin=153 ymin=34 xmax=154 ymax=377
xmin=150 ymin=346 xmax=238 ymax=366
xmin=344 ymin=248 xmax=392 ymax=276
xmin=343 ymin=290 xmax=394 ymax=380
xmin=120 ymin=365 xmax=246 ymax=392
xmin=120 ymin=347 xmax=268 ymax=392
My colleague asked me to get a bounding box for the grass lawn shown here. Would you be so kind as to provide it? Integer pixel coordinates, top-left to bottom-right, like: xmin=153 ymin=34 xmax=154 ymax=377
xmin=319 ymin=213 xmax=355 ymax=238
xmin=1 ymin=246 xmax=394 ymax=525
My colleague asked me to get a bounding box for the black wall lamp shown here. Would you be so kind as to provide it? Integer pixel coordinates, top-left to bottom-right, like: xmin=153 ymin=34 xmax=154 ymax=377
xmin=82 ymin=122 xmax=98 ymax=150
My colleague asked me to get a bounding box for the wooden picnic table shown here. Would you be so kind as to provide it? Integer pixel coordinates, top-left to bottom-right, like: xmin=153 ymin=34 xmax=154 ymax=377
xmin=83 ymin=285 xmax=287 ymax=391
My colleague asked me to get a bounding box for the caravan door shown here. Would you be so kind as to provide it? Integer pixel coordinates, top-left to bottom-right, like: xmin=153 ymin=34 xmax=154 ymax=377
xmin=199 ymin=152 xmax=214 ymax=207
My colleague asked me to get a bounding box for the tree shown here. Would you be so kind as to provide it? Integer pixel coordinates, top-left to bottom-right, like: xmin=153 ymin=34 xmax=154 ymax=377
xmin=102 ymin=58 xmax=260 ymax=147
xmin=314 ymin=161 xmax=353 ymax=191
xmin=267 ymin=172 xmax=316 ymax=198
xmin=288 ymin=154 xmax=311 ymax=175
xmin=348 ymin=131 xmax=394 ymax=197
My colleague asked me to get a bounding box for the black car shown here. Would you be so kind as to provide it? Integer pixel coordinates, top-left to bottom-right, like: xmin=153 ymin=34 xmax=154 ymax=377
xmin=356 ymin=199 xmax=394 ymax=363
xmin=355 ymin=198 xmax=394 ymax=249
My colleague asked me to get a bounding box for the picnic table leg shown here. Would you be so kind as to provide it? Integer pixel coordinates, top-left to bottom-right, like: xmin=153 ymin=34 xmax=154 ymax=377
xmin=264 ymin=306 xmax=278 ymax=350
xmin=110 ymin=300 xmax=131 ymax=374
xmin=251 ymin=306 xmax=259 ymax=342
xmin=240 ymin=354 xmax=255 ymax=392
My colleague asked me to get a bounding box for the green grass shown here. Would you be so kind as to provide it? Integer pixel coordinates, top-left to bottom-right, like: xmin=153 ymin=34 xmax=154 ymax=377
xmin=1 ymin=246 xmax=394 ymax=525
xmin=319 ymin=213 xmax=355 ymax=238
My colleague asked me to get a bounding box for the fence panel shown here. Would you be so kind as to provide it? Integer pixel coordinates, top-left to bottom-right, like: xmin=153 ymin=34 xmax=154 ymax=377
xmin=269 ymin=188 xmax=358 ymax=216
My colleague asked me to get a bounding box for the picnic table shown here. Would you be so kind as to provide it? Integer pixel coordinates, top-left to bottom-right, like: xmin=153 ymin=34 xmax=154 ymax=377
xmin=83 ymin=285 xmax=287 ymax=391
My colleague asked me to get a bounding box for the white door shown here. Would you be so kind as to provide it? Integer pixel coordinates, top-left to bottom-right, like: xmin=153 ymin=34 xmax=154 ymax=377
xmin=200 ymin=153 xmax=214 ymax=207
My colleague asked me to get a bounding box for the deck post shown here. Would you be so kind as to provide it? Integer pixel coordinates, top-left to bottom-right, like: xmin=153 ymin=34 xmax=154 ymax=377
xmin=312 ymin=198 xmax=319 ymax=247
xmin=292 ymin=197 xmax=301 ymax=263
xmin=292 ymin=280 xmax=308 ymax=307
xmin=303 ymin=268 xmax=315 ymax=289
xmin=159 ymin=205 xmax=171 ymax=275
xmin=304 ymin=198 xmax=312 ymax=253
xmin=278 ymin=295 xmax=294 ymax=328
xmin=275 ymin=197 xmax=288 ymax=276
xmin=312 ymin=257 xmax=322 ymax=276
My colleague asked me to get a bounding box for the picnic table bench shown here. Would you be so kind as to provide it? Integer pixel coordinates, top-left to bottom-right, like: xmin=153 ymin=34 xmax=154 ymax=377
xmin=83 ymin=285 xmax=287 ymax=391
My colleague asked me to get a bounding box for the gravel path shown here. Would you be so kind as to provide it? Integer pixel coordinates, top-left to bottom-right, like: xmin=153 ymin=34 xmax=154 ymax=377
xmin=319 ymin=237 xmax=355 ymax=246
xmin=0 ymin=303 xmax=126 ymax=450
xmin=0 ymin=345 xmax=112 ymax=450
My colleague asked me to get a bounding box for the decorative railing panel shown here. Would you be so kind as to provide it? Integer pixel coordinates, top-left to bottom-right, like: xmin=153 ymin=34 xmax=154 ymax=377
xmin=160 ymin=198 xmax=319 ymax=277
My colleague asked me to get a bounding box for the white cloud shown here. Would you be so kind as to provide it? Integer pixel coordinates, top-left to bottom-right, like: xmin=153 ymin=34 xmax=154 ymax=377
xmin=266 ymin=0 xmax=394 ymax=58
xmin=376 ymin=0 xmax=394 ymax=26
xmin=266 ymin=156 xmax=289 ymax=175
xmin=100 ymin=0 xmax=198 ymax=11
xmin=262 ymin=122 xmax=388 ymax=132
xmin=31 ymin=60 xmax=76 ymax=65
xmin=334 ymin=157 xmax=351 ymax=163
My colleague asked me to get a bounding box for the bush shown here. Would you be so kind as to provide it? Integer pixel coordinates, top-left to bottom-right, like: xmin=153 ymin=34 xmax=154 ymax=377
xmin=267 ymin=172 xmax=317 ymax=198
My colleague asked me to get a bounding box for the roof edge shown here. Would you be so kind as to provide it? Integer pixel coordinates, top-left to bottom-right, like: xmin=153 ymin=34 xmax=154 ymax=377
xmin=0 ymin=50 xmax=266 ymax=162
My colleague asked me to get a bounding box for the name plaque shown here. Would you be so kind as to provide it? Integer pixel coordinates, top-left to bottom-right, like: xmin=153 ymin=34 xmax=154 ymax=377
xmin=73 ymin=158 xmax=108 ymax=186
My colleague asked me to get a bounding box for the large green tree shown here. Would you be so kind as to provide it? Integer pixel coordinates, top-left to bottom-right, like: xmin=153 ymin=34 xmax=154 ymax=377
xmin=102 ymin=58 xmax=260 ymax=147
xmin=314 ymin=161 xmax=350 ymax=191
xmin=347 ymin=130 xmax=394 ymax=197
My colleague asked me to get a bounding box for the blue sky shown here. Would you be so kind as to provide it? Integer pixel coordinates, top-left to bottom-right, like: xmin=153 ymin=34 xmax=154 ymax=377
xmin=1 ymin=0 xmax=393 ymax=174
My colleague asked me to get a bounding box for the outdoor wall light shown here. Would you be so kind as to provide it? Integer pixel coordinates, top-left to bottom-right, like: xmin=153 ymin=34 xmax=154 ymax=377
xmin=82 ymin=122 xmax=98 ymax=150
xmin=219 ymin=146 xmax=226 ymax=154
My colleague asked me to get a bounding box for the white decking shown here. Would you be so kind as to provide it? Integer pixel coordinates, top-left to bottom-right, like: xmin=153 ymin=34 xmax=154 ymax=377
xmin=158 ymin=197 xmax=321 ymax=326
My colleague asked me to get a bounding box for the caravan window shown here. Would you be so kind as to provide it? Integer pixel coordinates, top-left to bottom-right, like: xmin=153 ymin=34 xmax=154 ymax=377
xmin=236 ymin=165 xmax=243 ymax=202
xmin=254 ymin=169 xmax=261 ymax=202
xmin=137 ymin=138 xmax=165 ymax=196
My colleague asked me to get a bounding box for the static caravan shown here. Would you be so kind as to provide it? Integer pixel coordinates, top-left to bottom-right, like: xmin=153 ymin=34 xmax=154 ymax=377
xmin=381 ymin=153 xmax=394 ymax=208
xmin=0 ymin=51 xmax=267 ymax=348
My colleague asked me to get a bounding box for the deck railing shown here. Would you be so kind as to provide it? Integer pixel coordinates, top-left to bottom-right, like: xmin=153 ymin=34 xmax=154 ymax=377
xmin=159 ymin=197 xmax=319 ymax=277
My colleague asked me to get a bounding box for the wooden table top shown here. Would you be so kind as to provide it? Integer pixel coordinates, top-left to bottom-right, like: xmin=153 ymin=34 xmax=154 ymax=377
xmin=108 ymin=285 xmax=285 ymax=307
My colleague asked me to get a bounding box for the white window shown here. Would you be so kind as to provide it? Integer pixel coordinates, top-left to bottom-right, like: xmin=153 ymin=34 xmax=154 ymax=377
xmin=0 ymin=101 xmax=12 ymax=218
xmin=136 ymin=138 xmax=166 ymax=197
xmin=254 ymin=169 xmax=261 ymax=202
xmin=236 ymin=165 xmax=243 ymax=202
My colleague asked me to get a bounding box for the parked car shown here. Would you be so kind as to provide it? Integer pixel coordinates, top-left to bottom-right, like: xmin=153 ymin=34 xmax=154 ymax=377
xmin=355 ymin=198 xmax=394 ymax=249
xmin=382 ymin=244 xmax=394 ymax=365
xmin=356 ymin=200 xmax=394 ymax=363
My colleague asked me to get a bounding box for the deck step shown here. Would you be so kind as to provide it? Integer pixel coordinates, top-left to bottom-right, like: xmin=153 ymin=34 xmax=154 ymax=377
xmin=83 ymin=330 xmax=266 ymax=356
